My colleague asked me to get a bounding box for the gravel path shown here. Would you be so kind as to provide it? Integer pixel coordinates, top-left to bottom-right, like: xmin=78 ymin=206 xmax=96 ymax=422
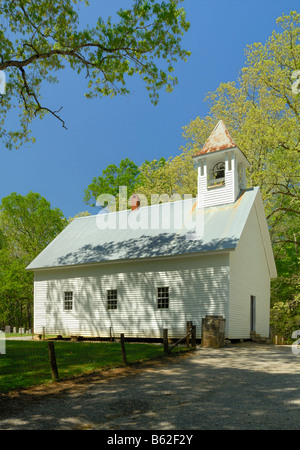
xmin=1 ymin=342 xmax=300 ymax=430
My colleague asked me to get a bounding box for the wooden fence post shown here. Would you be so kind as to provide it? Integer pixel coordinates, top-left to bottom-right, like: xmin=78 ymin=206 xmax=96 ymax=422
xmin=186 ymin=321 xmax=192 ymax=347
xmin=47 ymin=341 xmax=59 ymax=381
xmin=120 ymin=333 xmax=127 ymax=364
xmin=163 ymin=329 xmax=169 ymax=355
xmin=191 ymin=325 xmax=196 ymax=348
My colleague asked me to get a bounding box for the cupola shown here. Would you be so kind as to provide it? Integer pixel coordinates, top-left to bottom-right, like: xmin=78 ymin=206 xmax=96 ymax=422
xmin=193 ymin=121 xmax=250 ymax=208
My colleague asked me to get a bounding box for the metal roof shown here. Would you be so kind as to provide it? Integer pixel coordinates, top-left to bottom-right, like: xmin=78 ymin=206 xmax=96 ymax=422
xmin=193 ymin=121 xmax=250 ymax=167
xmin=27 ymin=187 xmax=261 ymax=270
xmin=193 ymin=120 xmax=237 ymax=156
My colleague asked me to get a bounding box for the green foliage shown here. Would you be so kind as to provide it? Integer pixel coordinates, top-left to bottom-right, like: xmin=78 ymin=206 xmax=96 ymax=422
xmin=270 ymin=243 xmax=300 ymax=339
xmin=84 ymin=157 xmax=141 ymax=209
xmin=182 ymin=11 xmax=300 ymax=252
xmin=136 ymin=148 xmax=197 ymax=204
xmin=0 ymin=192 xmax=67 ymax=328
xmin=0 ymin=0 xmax=190 ymax=149
xmin=0 ymin=191 xmax=67 ymax=259
xmin=84 ymin=149 xmax=198 ymax=211
xmin=0 ymin=250 xmax=33 ymax=328
xmin=118 ymin=11 xmax=299 ymax=338
xmin=180 ymin=11 xmax=300 ymax=338
xmin=68 ymin=211 xmax=91 ymax=222
xmin=0 ymin=340 xmax=168 ymax=393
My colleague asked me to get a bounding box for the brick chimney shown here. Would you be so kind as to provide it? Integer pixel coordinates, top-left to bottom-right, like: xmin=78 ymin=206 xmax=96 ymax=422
xmin=130 ymin=193 xmax=140 ymax=211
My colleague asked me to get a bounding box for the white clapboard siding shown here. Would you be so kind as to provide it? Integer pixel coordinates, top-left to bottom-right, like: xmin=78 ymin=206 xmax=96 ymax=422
xmin=198 ymin=169 xmax=236 ymax=208
xmin=228 ymin=202 xmax=270 ymax=339
xmin=34 ymin=253 xmax=229 ymax=338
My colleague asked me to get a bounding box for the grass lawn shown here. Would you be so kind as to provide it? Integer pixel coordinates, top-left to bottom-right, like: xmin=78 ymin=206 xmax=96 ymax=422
xmin=0 ymin=340 xmax=187 ymax=394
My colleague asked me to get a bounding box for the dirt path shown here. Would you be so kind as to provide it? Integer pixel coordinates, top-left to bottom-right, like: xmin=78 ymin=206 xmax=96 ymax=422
xmin=1 ymin=342 xmax=300 ymax=430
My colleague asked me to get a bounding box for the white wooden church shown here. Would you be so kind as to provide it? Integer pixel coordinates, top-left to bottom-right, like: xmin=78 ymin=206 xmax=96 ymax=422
xmin=27 ymin=121 xmax=277 ymax=340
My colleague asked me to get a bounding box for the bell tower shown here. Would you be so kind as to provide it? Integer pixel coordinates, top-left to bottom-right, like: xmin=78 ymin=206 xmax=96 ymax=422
xmin=193 ymin=121 xmax=250 ymax=208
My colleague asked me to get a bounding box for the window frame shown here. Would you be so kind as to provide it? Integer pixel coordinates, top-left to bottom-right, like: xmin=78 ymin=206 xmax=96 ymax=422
xmin=157 ymin=286 xmax=169 ymax=310
xmin=64 ymin=291 xmax=73 ymax=311
xmin=107 ymin=289 xmax=118 ymax=310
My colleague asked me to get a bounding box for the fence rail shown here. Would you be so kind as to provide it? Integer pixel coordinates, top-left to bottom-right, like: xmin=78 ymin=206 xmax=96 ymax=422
xmin=163 ymin=322 xmax=197 ymax=355
xmin=0 ymin=329 xmax=195 ymax=393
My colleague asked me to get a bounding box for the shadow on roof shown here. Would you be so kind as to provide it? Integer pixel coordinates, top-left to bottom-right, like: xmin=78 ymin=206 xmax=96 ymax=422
xmin=56 ymin=233 xmax=238 ymax=266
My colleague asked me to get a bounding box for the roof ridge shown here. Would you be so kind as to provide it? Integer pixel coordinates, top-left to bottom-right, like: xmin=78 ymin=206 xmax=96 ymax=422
xmin=74 ymin=197 xmax=198 ymax=219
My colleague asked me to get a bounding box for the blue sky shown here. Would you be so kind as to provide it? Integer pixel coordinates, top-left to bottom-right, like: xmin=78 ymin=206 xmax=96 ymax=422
xmin=1 ymin=0 xmax=299 ymax=219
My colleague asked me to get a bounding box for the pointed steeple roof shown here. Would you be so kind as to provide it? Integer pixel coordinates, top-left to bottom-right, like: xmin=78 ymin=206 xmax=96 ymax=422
xmin=193 ymin=120 xmax=237 ymax=157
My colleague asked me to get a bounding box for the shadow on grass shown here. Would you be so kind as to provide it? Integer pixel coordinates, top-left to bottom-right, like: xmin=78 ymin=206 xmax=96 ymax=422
xmin=0 ymin=340 xmax=190 ymax=394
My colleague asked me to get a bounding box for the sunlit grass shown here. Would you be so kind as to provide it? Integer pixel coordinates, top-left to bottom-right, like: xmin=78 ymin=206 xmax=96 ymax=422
xmin=0 ymin=340 xmax=187 ymax=393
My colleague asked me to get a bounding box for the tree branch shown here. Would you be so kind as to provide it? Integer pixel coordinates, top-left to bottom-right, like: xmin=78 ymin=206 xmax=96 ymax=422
xmin=267 ymin=206 xmax=300 ymax=219
xmin=19 ymin=67 xmax=67 ymax=129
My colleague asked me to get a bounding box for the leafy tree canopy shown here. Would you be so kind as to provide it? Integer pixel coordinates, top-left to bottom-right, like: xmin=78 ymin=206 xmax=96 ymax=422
xmin=0 ymin=0 xmax=190 ymax=149
xmin=84 ymin=157 xmax=141 ymax=208
xmin=0 ymin=191 xmax=67 ymax=260
xmin=179 ymin=11 xmax=300 ymax=337
xmin=0 ymin=191 xmax=67 ymax=328
xmin=0 ymin=249 xmax=33 ymax=328
xmin=182 ymin=11 xmax=300 ymax=258
xmin=84 ymin=151 xmax=197 ymax=211
xmin=136 ymin=149 xmax=197 ymax=204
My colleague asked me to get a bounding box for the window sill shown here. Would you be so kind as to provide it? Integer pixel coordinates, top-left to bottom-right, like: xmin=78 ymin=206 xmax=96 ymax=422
xmin=207 ymin=182 xmax=225 ymax=189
